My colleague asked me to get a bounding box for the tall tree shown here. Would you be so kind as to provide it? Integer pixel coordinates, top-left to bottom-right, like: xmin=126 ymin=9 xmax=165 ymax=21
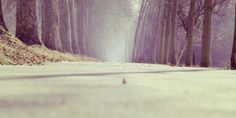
xmin=231 ymin=4 xmax=236 ymax=69
xmin=16 ymin=0 xmax=41 ymax=45
xmin=58 ymin=0 xmax=73 ymax=53
xmin=163 ymin=1 xmax=171 ymax=64
xmin=169 ymin=0 xmax=179 ymax=65
xmin=154 ymin=0 xmax=164 ymax=63
xmin=185 ymin=0 xmax=196 ymax=66
xmin=0 ymin=0 xmax=7 ymax=31
xmin=42 ymin=0 xmax=62 ymax=50
xmin=200 ymin=0 xmax=213 ymax=67
xmin=76 ymin=0 xmax=86 ymax=55
xmin=69 ymin=0 xmax=80 ymax=54
xmin=157 ymin=0 xmax=166 ymax=64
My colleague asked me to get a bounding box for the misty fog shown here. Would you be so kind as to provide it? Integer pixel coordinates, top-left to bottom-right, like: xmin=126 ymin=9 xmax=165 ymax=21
xmin=85 ymin=0 xmax=141 ymax=62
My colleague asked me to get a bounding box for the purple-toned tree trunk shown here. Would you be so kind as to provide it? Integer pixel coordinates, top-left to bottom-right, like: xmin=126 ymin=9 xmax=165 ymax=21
xmin=0 ymin=0 xmax=7 ymax=31
xmin=163 ymin=3 xmax=171 ymax=64
xmin=58 ymin=0 xmax=73 ymax=53
xmin=185 ymin=0 xmax=196 ymax=66
xmin=42 ymin=0 xmax=62 ymax=50
xmin=231 ymin=4 xmax=236 ymax=69
xmin=200 ymin=0 xmax=213 ymax=67
xmin=158 ymin=2 xmax=167 ymax=64
xmin=169 ymin=0 xmax=179 ymax=65
xmin=69 ymin=0 xmax=80 ymax=54
xmin=16 ymin=0 xmax=41 ymax=45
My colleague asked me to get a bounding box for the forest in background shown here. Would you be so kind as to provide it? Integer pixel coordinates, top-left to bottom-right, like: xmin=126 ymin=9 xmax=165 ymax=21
xmin=0 ymin=0 xmax=236 ymax=69
xmin=133 ymin=0 xmax=236 ymax=68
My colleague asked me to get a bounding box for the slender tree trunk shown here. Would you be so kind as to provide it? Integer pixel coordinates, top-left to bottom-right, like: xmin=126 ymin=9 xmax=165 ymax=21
xmin=163 ymin=3 xmax=171 ymax=64
xmin=185 ymin=0 xmax=196 ymax=66
xmin=69 ymin=0 xmax=80 ymax=54
xmin=169 ymin=0 xmax=179 ymax=65
xmin=58 ymin=0 xmax=73 ymax=53
xmin=154 ymin=0 xmax=162 ymax=63
xmin=0 ymin=0 xmax=7 ymax=31
xmin=200 ymin=0 xmax=213 ymax=67
xmin=83 ymin=1 xmax=89 ymax=55
xmin=16 ymin=0 xmax=41 ymax=45
xmin=231 ymin=4 xmax=236 ymax=69
xmin=85 ymin=0 xmax=95 ymax=57
xmin=158 ymin=2 xmax=167 ymax=64
xmin=42 ymin=0 xmax=62 ymax=50
xmin=76 ymin=0 xmax=84 ymax=54
xmin=75 ymin=0 xmax=93 ymax=56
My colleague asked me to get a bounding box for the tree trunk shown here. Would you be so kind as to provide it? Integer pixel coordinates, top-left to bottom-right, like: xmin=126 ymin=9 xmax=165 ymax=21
xmin=16 ymin=0 xmax=41 ymax=45
xmin=132 ymin=0 xmax=145 ymax=62
xmin=169 ymin=0 xmax=179 ymax=65
xmin=163 ymin=3 xmax=171 ymax=64
xmin=42 ymin=0 xmax=62 ymax=50
xmin=76 ymin=0 xmax=86 ymax=55
xmin=76 ymin=0 xmax=87 ymax=55
xmin=154 ymin=0 xmax=162 ymax=63
xmin=231 ymin=4 xmax=236 ymax=69
xmin=158 ymin=2 xmax=167 ymax=64
xmin=132 ymin=0 xmax=150 ymax=62
xmin=58 ymin=0 xmax=73 ymax=53
xmin=69 ymin=0 xmax=80 ymax=54
xmin=193 ymin=51 xmax=196 ymax=66
xmin=0 ymin=0 xmax=7 ymax=31
xmin=185 ymin=0 xmax=196 ymax=66
xmin=200 ymin=0 xmax=213 ymax=67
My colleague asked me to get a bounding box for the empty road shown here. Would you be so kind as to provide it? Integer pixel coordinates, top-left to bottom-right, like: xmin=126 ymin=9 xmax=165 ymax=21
xmin=0 ymin=62 xmax=236 ymax=118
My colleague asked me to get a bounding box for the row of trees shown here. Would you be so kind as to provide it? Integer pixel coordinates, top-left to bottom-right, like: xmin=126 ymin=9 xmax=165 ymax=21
xmin=132 ymin=0 xmax=236 ymax=68
xmin=0 ymin=0 xmax=91 ymax=54
xmin=0 ymin=0 xmax=137 ymax=61
xmin=1 ymin=0 xmax=236 ymax=69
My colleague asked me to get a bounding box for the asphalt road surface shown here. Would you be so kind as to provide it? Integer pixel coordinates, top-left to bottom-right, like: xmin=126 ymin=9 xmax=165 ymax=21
xmin=0 ymin=62 xmax=236 ymax=118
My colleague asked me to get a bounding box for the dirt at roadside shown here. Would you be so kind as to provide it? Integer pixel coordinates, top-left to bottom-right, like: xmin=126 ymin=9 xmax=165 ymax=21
xmin=0 ymin=27 xmax=97 ymax=65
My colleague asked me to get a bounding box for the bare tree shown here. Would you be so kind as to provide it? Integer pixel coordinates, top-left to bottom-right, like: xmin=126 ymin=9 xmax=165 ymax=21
xmin=200 ymin=0 xmax=213 ymax=67
xmin=177 ymin=0 xmax=227 ymax=66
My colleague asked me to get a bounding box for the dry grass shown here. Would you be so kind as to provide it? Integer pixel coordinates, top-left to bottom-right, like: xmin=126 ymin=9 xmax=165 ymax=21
xmin=0 ymin=27 xmax=97 ymax=65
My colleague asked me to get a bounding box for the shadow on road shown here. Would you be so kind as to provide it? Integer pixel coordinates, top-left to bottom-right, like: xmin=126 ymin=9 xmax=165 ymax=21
xmin=0 ymin=69 xmax=212 ymax=80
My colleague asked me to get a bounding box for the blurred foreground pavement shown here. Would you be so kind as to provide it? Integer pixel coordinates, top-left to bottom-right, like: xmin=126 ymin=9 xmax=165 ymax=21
xmin=0 ymin=62 xmax=236 ymax=118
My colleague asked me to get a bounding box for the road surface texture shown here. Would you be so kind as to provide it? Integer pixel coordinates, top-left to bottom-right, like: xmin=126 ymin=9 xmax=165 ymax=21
xmin=0 ymin=62 xmax=236 ymax=118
